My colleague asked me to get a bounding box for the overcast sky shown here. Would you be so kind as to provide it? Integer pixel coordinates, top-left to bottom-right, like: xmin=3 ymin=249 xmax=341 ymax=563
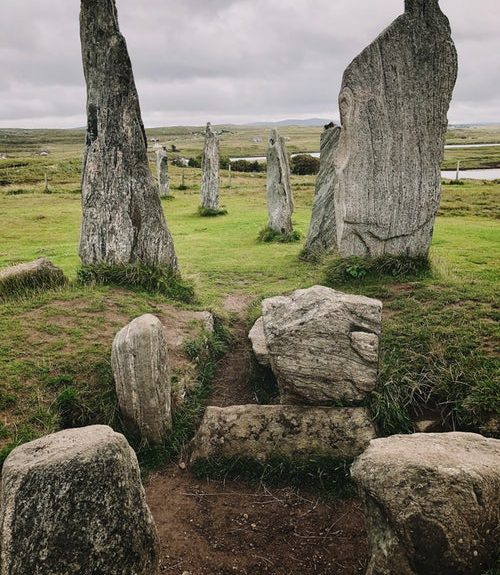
xmin=0 ymin=0 xmax=498 ymax=128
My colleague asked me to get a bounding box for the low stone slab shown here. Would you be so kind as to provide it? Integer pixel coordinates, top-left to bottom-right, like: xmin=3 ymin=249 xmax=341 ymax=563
xmin=262 ymin=285 xmax=382 ymax=405
xmin=248 ymin=317 xmax=270 ymax=367
xmin=112 ymin=314 xmax=171 ymax=445
xmin=351 ymin=432 xmax=500 ymax=575
xmin=0 ymin=425 xmax=159 ymax=575
xmin=190 ymin=405 xmax=377 ymax=464
xmin=0 ymin=258 xmax=66 ymax=299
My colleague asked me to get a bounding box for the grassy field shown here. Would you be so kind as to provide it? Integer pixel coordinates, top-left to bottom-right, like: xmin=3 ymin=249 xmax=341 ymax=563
xmin=0 ymin=127 xmax=499 ymax=466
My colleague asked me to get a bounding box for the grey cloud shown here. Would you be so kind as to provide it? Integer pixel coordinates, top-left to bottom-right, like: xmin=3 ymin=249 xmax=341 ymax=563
xmin=0 ymin=0 xmax=499 ymax=128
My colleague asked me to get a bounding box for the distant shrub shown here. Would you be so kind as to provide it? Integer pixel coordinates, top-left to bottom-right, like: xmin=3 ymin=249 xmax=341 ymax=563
xmin=291 ymin=154 xmax=320 ymax=175
xmin=219 ymin=156 xmax=230 ymax=170
xmin=231 ymin=159 xmax=265 ymax=173
xmin=77 ymin=263 xmax=195 ymax=303
xmin=257 ymin=226 xmax=301 ymax=244
xmin=447 ymin=179 xmax=465 ymax=186
xmin=188 ymin=156 xmax=202 ymax=168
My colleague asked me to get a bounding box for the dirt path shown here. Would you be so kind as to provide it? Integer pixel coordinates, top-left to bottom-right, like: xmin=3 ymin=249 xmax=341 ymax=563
xmin=146 ymin=293 xmax=368 ymax=574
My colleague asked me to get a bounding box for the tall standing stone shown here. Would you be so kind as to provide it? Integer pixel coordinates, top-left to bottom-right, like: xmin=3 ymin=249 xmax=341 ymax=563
xmin=303 ymin=122 xmax=341 ymax=257
xmin=333 ymin=0 xmax=457 ymax=258
xmin=200 ymin=122 xmax=220 ymax=211
xmin=111 ymin=314 xmax=171 ymax=445
xmin=266 ymin=129 xmax=294 ymax=234
xmin=156 ymin=146 xmax=170 ymax=199
xmin=0 ymin=426 xmax=159 ymax=575
xmin=79 ymin=0 xmax=177 ymax=270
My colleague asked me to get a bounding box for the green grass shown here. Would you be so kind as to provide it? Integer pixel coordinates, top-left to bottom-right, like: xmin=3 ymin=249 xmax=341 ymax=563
xmin=0 ymin=127 xmax=499 ymax=471
xmin=257 ymin=226 xmax=302 ymax=243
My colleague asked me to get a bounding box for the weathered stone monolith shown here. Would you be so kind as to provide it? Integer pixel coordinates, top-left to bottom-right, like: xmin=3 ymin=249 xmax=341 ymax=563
xmin=333 ymin=0 xmax=457 ymax=258
xmin=351 ymin=433 xmax=500 ymax=575
xmin=303 ymin=122 xmax=341 ymax=258
xmin=111 ymin=314 xmax=171 ymax=445
xmin=266 ymin=129 xmax=294 ymax=234
xmin=200 ymin=122 xmax=220 ymax=212
xmin=262 ymin=286 xmax=382 ymax=405
xmin=0 ymin=426 xmax=159 ymax=575
xmin=79 ymin=0 xmax=177 ymax=270
xmin=156 ymin=146 xmax=170 ymax=198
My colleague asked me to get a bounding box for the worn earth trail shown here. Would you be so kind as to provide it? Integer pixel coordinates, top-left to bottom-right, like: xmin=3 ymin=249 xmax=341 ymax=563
xmin=145 ymin=294 xmax=368 ymax=574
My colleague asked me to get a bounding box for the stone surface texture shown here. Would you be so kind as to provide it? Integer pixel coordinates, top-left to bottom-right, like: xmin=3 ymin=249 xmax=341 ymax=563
xmin=0 ymin=425 xmax=159 ymax=575
xmin=333 ymin=0 xmax=457 ymax=258
xmin=266 ymin=129 xmax=294 ymax=234
xmin=190 ymin=405 xmax=376 ymax=464
xmin=262 ymin=285 xmax=382 ymax=405
xmin=351 ymin=432 xmax=500 ymax=575
xmin=79 ymin=0 xmax=177 ymax=269
xmin=304 ymin=123 xmax=341 ymax=257
xmin=200 ymin=122 xmax=220 ymax=210
xmin=111 ymin=314 xmax=171 ymax=445
xmin=248 ymin=317 xmax=270 ymax=368
xmin=156 ymin=147 xmax=170 ymax=198
xmin=0 ymin=258 xmax=66 ymax=297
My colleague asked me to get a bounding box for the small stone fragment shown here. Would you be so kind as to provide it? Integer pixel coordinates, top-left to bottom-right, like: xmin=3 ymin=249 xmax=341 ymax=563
xmin=262 ymin=285 xmax=382 ymax=405
xmin=0 ymin=425 xmax=159 ymax=575
xmin=248 ymin=317 xmax=270 ymax=367
xmin=112 ymin=314 xmax=171 ymax=445
xmin=351 ymin=432 xmax=500 ymax=575
xmin=190 ymin=405 xmax=377 ymax=464
xmin=266 ymin=129 xmax=294 ymax=234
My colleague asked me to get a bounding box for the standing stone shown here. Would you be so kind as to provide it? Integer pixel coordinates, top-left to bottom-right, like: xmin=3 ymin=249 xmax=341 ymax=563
xmin=79 ymin=0 xmax=177 ymax=270
xmin=248 ymin=316 xmax=270 ymax=368
xmin=266 ymin=129 xmax=294 ymax=234
xmin=0 ymin=426 xmax=159 ymax=575
xmin=156 ymin=146 xmax=170 ymax=198
xmin=200 ymin=122 xmax=220 ymax=211
xmin=351 ymin=433 xmax=500 ymax=575
xmin=333 ymin=0 xmax=457 ymax=258
xmin=111 ymin=314 xmax=171 ymax=445
xmin=303 ymin=122 xmax=341 ymax=258
xmin=262 ymin=286 xmax=382 ymax=405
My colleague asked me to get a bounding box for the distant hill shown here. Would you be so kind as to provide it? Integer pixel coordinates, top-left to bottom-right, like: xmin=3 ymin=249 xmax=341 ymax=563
xmin=244 ymin=118 xmax=336 ymax=128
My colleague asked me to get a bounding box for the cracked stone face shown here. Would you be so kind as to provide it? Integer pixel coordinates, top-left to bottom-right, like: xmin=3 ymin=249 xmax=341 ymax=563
xmin=266 ymin=129 xmax=294 ymax=234
xmin=351 ymin=433 xmax=500 ymax=575
xmin=261 ymin=285 xmax=382 ymax=405
xmin=333 ymin=0 xmax=457 ymax=258
xmin=201 ymin=122 xmax=220 ymax=210
xmin=79 ymin=0 xmax=177 ymax=269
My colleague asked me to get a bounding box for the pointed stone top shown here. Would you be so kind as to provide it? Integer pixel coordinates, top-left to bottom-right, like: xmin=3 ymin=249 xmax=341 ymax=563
xmin=206 ymin=121 xmax=212 ymax=129
xmin=405 ymin=0 xmax=441 ymax=16
xmin=269 ymin=128 xmax=279 ymax=145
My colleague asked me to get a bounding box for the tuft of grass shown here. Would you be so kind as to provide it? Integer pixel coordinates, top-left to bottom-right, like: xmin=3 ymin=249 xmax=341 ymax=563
xmin=257 ymin=226 xmax=301 ymax=244
xmin=191 ymin=456 xmax=356 ymax=498
xmin=77 ymin=263 xmax=195 ymax=303
xmin=198 ymin=205 xmax=228 ymax=217
xmin=324 ymin=254 xmax=431 ymax=284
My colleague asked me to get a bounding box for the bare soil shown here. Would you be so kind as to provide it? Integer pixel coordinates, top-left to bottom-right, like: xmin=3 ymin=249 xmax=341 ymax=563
xmin=146 ymin=293 xmax=369 ymax=575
